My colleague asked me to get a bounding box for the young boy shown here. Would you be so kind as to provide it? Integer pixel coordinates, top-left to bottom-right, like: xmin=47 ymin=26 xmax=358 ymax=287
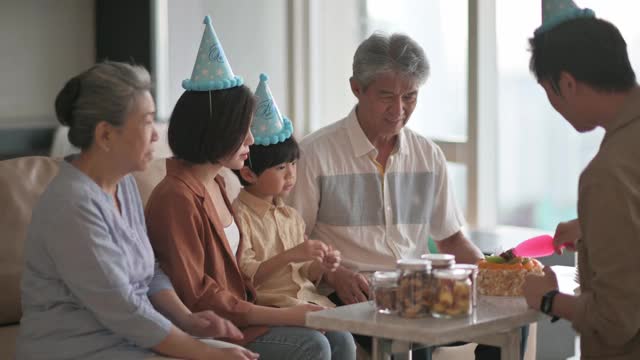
xmin=232 ymin=74 xmax=340 ymax=309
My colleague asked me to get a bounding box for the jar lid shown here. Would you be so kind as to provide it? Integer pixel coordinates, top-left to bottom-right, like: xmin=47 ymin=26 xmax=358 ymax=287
xmin=373 ymin=271 xmax=399 ymax=284
xmin=421 ymin=253 xmax=455 ymax=267
xmin=433 ymin=268 xmax=471 ymax=280
xmin=454 ymin=264 xmax=478 ymax=272
xmin=396 ymin=259 xmax=432 ymax=271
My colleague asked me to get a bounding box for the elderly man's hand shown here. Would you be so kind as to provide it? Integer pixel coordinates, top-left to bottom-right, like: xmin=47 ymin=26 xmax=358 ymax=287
xmin=327 ymin=266 xmax=370 ymax=304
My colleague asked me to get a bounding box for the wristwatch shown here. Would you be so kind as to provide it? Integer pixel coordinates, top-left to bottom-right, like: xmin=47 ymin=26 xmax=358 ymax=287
xmin=540 ymin=289 xmax=560 ymax=322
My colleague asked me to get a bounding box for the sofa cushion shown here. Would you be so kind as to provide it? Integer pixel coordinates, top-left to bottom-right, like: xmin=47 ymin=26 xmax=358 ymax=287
xmin=133 ymin=159 xmax=241 ymax=207
xmin=0 ymin=157 xmax=60 ymax=325
xmin=133 ymin=158 xmax=170 ymax=206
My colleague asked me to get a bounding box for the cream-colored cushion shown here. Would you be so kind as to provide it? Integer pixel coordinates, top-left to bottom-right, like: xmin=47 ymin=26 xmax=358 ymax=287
xmin=133 ymin=158 xmax=170 ymax=206
xmin=0 ymin=156 xmax=60 ymax=326
xmin=133 ymin=159 xmax=241 ymax=207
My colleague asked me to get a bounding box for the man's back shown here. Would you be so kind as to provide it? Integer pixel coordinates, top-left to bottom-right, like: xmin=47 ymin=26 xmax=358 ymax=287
xmin=574 ymin=89 xmax=640 ymax=359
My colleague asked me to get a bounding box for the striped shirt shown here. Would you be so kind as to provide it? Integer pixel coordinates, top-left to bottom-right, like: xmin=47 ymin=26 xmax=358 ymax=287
xmin=288 ymin=108 xmax=465 ymax=271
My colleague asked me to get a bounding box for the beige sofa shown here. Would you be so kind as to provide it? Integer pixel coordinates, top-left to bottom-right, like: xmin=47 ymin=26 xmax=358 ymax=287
xmin=0 ymin=155 xmax=535 ymax=360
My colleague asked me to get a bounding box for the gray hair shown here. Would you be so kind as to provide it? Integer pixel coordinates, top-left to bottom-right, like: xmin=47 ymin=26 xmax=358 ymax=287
xmin=352 ymin=32 xmax=430 ymax=89
xmin=55 ymin=61 xmax=152 ymax=149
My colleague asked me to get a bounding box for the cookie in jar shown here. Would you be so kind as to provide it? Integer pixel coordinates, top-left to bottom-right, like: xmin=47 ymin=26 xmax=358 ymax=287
xmin=396 ymin=259 xmax=432 ymax=318
xmin=431 ymin=268 xmax=472 ymax=319
xmin=371 ymin=271 xmax=399 ymax=314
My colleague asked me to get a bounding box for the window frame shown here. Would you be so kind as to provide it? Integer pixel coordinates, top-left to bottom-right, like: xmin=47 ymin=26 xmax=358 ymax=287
xmin=293 ymin=0 xmax=499 ymax=229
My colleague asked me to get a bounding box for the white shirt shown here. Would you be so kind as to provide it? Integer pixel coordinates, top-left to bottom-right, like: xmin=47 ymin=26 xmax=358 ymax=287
xmin=288 ymin=108 xmax=465 ymax=271
xmin=224 ymin=218 xmax=240 ymax=256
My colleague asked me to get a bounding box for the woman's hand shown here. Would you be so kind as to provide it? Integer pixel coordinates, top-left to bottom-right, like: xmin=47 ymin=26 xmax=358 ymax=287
xmin=553 ymin=219 xmax=581 ymax=255
xmin=207 ymin=347 xmax=260 ymax=360
xmin=180 ymin=310 xmax=243 ymax=341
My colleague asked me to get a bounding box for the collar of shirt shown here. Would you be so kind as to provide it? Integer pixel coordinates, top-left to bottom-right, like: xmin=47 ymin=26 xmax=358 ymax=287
xmin=604 ymin=87 xmax=640 ymax=142
xmin=238 ymin=188 xmax=290 ymax=218
xmin=345 ymin=106 xmax=409 ymax=159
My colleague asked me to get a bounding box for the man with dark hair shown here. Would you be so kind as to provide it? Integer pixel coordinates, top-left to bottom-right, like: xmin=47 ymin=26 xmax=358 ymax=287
xmin=523 ymin=1 xmax=640 ymax=359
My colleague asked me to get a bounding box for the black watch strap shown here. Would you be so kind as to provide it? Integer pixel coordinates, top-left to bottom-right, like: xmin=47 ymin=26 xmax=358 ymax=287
xmin=540 ymin=289 xmax=560 ymax=322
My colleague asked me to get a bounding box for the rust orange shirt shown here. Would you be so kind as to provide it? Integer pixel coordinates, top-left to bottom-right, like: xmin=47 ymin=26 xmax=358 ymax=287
xmin=145 ymin=158 xmax=268 ymax=345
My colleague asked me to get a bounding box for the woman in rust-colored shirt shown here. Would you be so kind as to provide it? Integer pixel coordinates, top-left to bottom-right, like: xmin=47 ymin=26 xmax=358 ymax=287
xmin=146 ymin=87 xmax=355 ymax=360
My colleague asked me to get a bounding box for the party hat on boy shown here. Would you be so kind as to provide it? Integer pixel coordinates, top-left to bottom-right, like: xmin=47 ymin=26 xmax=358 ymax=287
xmin=251 ymin=73 xmax=293 ymax=146
xmin=182 ymin=15 xmax=243 ymax=91
xmin=535 ymin=0 xmax=595 ymax=35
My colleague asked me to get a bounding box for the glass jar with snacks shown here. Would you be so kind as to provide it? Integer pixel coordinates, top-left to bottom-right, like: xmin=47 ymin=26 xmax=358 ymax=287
xmin=420 ymin=254 xmax=455 ymax=308
xmin=396 ymin=259 xmax=432 ymax=318
xmin=371 ymin=271 xmax=399 ymax=314
xmin=421 ymin=253 xmax=455 ymax=270
xmin=454 ymin=264 xmax=478 ymax=308
xmin=431 ymin=268 xmax=472 ymax=319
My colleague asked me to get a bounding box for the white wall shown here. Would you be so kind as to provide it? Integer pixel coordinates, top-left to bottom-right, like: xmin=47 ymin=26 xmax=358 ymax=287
xmin=310 ymin=0 xmax=362 ymax=131
xmin=159 ymin=0 xmax=288 ymax=121
xmin=0 ymin=0 xmax=95 ymax=126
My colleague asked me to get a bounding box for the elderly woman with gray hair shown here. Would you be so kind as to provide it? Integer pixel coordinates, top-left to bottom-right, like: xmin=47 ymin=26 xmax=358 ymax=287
xmin=288 ymin=32 xmax=531 ymax=359
xmin=17 ymin=61 xmax=258 ymax=360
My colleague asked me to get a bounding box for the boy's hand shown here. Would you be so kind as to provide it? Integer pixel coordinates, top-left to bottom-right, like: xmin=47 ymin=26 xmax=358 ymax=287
xmin=321 ymin=246 xmax=340 ymax=272
xmin=291 ymin=239 xmax=328 ymax=263
xmin=283 ymin=303 xmax=326 ymax=326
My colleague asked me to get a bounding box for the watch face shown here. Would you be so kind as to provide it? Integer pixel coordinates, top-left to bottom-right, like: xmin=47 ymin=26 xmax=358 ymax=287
xmin=542 ymin=296 xmax=552 ymax=313
xmin=541 ymin=290 xmax=558 ymax=314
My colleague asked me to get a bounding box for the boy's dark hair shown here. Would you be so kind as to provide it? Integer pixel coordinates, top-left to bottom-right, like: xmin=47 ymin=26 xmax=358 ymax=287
xmin=529 ymin=17 xmax=636 ymax=94
xmin=168 ymin=86 xmax=255 ymax=164
xmin=234 ymin=136 xmax=300 ymax=186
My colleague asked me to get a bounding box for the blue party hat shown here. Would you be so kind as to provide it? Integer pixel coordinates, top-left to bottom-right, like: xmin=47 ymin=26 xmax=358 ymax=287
xmin=251 ymin=73 xmax=293 ymax=146
xmin=535 ymin=0 xmax=595 ymax=35
xmin=182 ymin=16 xmax=243 ymax=91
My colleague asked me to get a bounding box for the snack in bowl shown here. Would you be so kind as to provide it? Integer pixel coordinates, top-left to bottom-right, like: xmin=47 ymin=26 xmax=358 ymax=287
xmin=476 ymin=250 xmax=544 ymax=296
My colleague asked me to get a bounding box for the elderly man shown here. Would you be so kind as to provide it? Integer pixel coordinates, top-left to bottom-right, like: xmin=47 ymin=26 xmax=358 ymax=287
xmin=290 ymin=32 xmax=482 ymax=304
xmin=289 ymin=32 xmax=518 ymax=359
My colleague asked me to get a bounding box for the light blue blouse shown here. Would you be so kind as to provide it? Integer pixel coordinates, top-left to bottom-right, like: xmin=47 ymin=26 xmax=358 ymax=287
xmin=17 ymin=160 xmax=173 ymax=360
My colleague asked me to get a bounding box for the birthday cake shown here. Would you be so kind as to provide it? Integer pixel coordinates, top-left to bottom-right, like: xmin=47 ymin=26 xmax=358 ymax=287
xmin=476 ymin=250 xmax=543 ymax=296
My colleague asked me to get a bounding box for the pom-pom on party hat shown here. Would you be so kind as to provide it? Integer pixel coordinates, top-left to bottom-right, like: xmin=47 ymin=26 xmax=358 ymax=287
xmin=182 ymin=15 xmax=243 ymax=91
xmin=535 ymin=0 xmax=595 ymax=35
xmin=251 ymin=73 xmax=293 ymax=145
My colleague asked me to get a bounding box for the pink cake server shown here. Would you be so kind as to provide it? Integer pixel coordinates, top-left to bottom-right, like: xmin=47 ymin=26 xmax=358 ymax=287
xmin=511 ymin=234 xmax=561 ymax=258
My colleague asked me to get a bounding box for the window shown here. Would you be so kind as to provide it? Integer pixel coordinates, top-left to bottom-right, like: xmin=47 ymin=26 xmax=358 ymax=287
xmin=156 ymin=0 xmax=640 ymax=234
xmin=496 ymin=0 xmax=640 ymax=230
xmin=366 ymin=0 xmax=469 ymax=141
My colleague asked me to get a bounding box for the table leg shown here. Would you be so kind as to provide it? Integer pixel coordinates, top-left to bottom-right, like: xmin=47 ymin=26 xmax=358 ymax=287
xmin=501 ymin=328 xmax=521 ymax=360
xmin=372 ymin=338 xmax=413 ymax=360
xmin=372 ymin=337 xmax=390 ymax=360
xmin=391 ymin=340 xmax=412 ymax=360
xmin=468 ymin=327 xmax=522 ymax=360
